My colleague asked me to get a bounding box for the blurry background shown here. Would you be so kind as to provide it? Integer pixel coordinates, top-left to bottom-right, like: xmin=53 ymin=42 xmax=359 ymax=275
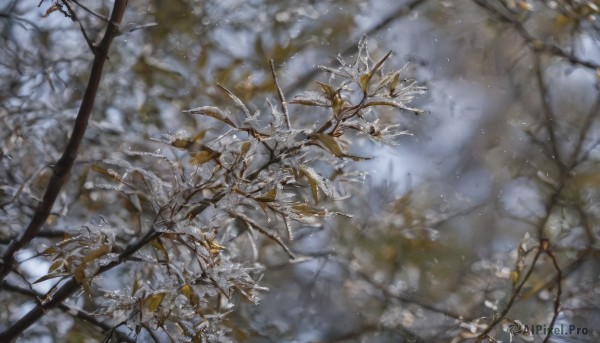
xmin=1 ymin=0 xmax=600 ymax=342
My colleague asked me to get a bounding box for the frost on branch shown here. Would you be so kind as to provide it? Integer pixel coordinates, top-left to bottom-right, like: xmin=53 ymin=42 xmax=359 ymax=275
xmin=79 ymin=39 xmax=427 ymax=340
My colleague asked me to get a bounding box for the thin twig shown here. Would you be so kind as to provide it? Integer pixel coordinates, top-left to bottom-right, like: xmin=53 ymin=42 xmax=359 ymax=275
xmin=569 ymin=94 xmax=600 ymax=168
xmin=543 ymin=249 xmax=563 ymax=343
xmin=71 ymin=0 xmax=108 ymax=22
xmin=478 ymin=248 xmax=543 ymax=341
xmin=0 ymin=12 xmax=41 ymax=31
xmin=60 ymin=0 xmax=96 ymax=54
xmin=228 ymin=210 xmax=296 ymax=259
xmin=472 ymin=0 xmax=600 ymax=70
xmin=269 ymin=59 xmax=291 ymax=129
xmin=534 ymin=54 xmax=562 ymax=167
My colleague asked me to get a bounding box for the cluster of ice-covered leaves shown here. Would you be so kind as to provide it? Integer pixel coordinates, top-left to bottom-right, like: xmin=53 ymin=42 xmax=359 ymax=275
xmin=50 ymin=40 xmax=427 ymax=340
xmin=35 ymin=223 xmax=119 ymax=296
xmin=291 ymin=37 xmax=427 ymax=146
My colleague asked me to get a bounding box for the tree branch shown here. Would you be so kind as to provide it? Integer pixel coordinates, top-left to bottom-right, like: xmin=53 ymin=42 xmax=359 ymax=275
xmin=472 ymin=0 xmax=600 ymax=70
xmin=2 ymin=281 xmax=136 ymax=343
xmin=0 ymin=0 xmax=128 ymax=339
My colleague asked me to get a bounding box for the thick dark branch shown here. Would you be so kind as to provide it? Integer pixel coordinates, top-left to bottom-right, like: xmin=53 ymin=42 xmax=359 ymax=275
xmin=0 ymin=0 xmax=128 ymax=339
xmin=2 ymin=281 xmax=135 ymax=343
xmin=0 ymin=277 xmax=81 ymax=341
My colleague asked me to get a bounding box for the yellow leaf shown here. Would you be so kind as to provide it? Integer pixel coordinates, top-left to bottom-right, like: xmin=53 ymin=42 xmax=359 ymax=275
xmin=41 ymin=246 xmax=58 ymax=256
xmin=180 ymin=284 xmax=197 ymax=306
xmin=240 ymin=142 xmax=251 ymax=155
xmin=190 ymin=148 xmax=219 ymax=165
xmin=313 ymin=133 xmax=345 ymax=157
xmin=389 ymin=71 xmax=400 ymax=95
xmin=257 ymin=188 xmax=277 ymax=202
xmin=204 ymin=239 xmax=226 ymax=255
xmin=48 ymin=260 xmax=63 ymax=273
xmin=171 ymin=138 xmax=194 ymax=149
xmin=291 ymin=202 xmax=327 ymax=216
xmin=43 ymin=5 xmax=60 ymax=18
xmin=171 ymin=131 xmax=205 ymax=149
xmin=555 ymin=13 xmax=571 ymax=29
xmin=33 ymin=272 xmax=68 ymax=284
xmin=151 ymin=238 xmax=169 ymax=260
xmin=74 ymin=268 xmax=92 ymax=297
xmin=332 ymin=94 xmax=344 ymax=115
xmin=510 ymin=270 xmax=520 ymax=287
xmin=308 ymin=177 xmax=319 ymax=204
xmin=359 ymin=73 xmax=371 ymax=92
xmin=300 ymin=166 xmax=321 ymax=204
xmin=184 ymin=106 xmax=236 ymax=127
xmin=145 ymin=292 xmax=166 ymax=312
xmin=316 ymin=81 xmax=336 ymax=99
xmin=180 ymin=284 xmax=193 ymax=299
xmin=81 ymin=245 xmax=110 ymax=265
xmin=132 ymin=274 xmax=140 ymax=296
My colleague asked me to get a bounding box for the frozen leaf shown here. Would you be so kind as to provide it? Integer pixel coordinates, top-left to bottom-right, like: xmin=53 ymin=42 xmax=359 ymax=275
xmin=311 ymin=133 xmax=371 ymax=160
xmin=316 ymin=81 xmax=337 ymax=100
xmin=170 ymin=131 xmax=206 ymax=149
xmin=240 ymin=141 xmax=252 ymax=155
xmin=359 ymin=50 xmax=392 ymax=92
xmin=216 ymin=84 xmax=251 ymax=118
xmin=180 ymin=284 xmax=197 ymax=306
xmin=42 ymin=5 xmax=60 ymax=18
xmin=150 ymin=238 xmax=169 ymax=260
xmin=312 ymin=133 xmax=344 ymax=156
xmin=290 ymin=202 xmax=328 ymax=217
xmin=48 ymin=259 xmax=63 ymax=273
xmin=290 ymin=91 xmax=329 ymax=107
xmin=300 ymin=165 xmax=333 ymax=204
xmin=40 ymin=246 xmax=58 ymax=256
xmin=364 ymin=99 xmax=426 ymax=115
xmin=184 ymin=106 xmax=236 ymax=127
xmin=190 ymin=147 xmax=220 ymax=165
xmin=256 ymin=188 xmax=278 ymax=202
xmin=203 ymin=239 xmax=226 ymax=256
xmin=129 ymin=193 xmax=142 ymax=212
xmin=145 ymin=292 xmax=166 ymax=312
xmin=266 ymin=98 xmax=284 ymax=129
xmin=33 ymin=271 xmax=69 ymax=284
